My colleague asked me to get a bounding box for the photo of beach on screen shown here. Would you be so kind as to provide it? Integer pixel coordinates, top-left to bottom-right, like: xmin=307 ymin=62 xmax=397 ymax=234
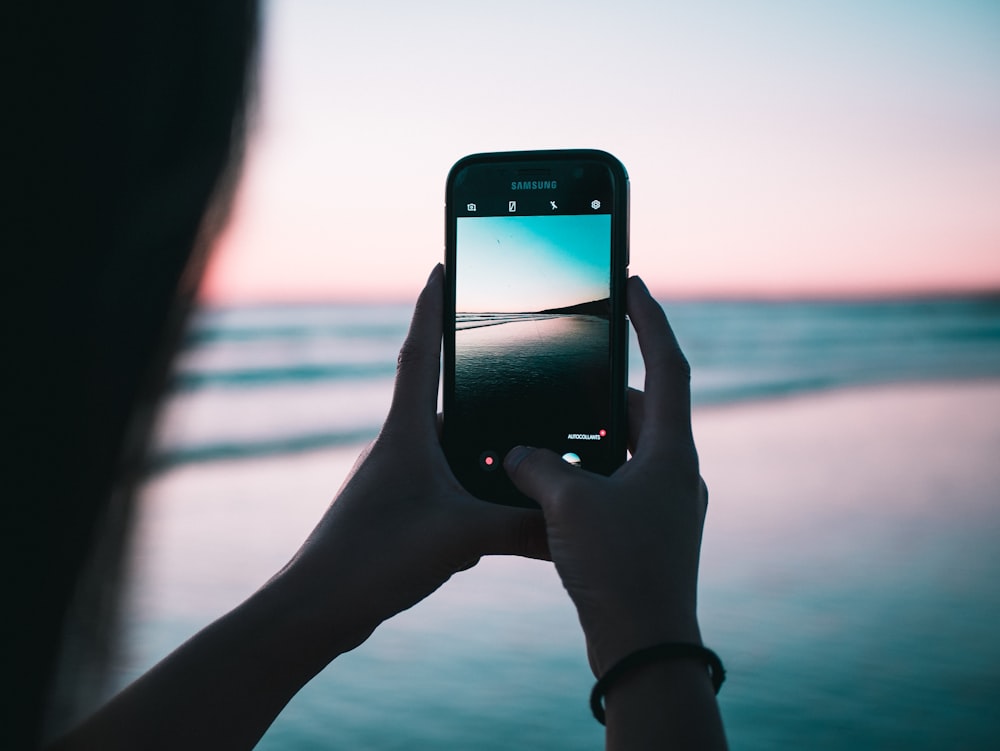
xmin=451 ymin=213 xmax=613 ymax=488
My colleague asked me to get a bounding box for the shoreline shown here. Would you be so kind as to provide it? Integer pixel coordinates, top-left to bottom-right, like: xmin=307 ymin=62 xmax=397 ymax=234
xmin=149 ymin=375 xmax=1000 ymax=474
xmin=128 ymin=375 xmax=1000 ymax=621
xmin=691 ymin=374 xmax=1000 ymax=413
xmin=117 ymin=376 xmax=1000 ymax=749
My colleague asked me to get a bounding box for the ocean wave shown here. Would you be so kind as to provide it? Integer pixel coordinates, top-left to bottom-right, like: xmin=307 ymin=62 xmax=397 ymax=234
xmin=170 ymin=362 xmax=396 ymax=391
xmin=148 ymin=297 xmax=1000 ymax=470
xmin=148 ymin=425 xmax=381 ymax=472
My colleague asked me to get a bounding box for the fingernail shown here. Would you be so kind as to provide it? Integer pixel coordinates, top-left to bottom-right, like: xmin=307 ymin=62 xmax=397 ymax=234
xmin=504 ymin=445 xmax=533 ymax=473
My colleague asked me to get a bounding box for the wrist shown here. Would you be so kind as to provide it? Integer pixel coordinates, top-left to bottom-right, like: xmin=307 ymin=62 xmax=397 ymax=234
xmin=587 ymin=612 xmax=702 ymax=678
xmin=600 ymin=650 xmax=726 ymax=747
xmin=256 ymin=560 xmax=375 ymax=668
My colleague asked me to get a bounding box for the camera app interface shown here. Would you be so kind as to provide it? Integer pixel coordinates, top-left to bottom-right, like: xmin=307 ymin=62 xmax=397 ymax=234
xmin=452 ymin=210 xmax=612 ymax=503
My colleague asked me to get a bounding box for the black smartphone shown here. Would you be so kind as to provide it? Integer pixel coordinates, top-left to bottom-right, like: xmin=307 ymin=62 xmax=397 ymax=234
xmin=443 ymin=149 xmax=629 ymax=507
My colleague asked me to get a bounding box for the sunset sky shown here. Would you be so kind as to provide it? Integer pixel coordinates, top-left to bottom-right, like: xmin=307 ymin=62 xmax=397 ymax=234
xmin=200 ymin=0 xmax=1000 ymax=303
xmin=456 ymin=215 xmax=611 ymax=312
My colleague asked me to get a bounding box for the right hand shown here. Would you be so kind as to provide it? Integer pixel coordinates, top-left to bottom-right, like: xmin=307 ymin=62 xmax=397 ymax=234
xmin=504 ymin=276 xmax=707 ymax=677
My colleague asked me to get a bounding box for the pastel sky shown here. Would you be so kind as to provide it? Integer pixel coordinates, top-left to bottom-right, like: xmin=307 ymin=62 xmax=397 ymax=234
xmin=456 ymin=215 xmax=611 ymax=312
xmin=201 ymin=0 xmax=1000 ymax=302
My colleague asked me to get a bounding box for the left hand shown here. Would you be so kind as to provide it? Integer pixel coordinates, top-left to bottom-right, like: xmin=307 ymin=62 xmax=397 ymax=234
xmin=276 ymin=264 xmax=549 ymax=656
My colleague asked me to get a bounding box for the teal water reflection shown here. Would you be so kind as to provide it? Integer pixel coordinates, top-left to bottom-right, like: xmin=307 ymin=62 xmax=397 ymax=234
xmin=120 ymin=296 xmax=1000 ymax=749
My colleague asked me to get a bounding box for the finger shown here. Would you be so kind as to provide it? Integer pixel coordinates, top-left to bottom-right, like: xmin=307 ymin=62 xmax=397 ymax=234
xmin=454 ymin=557 xmax=481 ymax=573
xmin=627 ymin=276 xmax=693 ymax=451
xmin=627 ymin=387 xmax=644 ymax=455
xmin=466 ymin=503 xmax=551 ymax=561
xmin=387 ymin=265 xmax=444 ymax=429
xmin=504 ymin=446 xmax=589 ymax=515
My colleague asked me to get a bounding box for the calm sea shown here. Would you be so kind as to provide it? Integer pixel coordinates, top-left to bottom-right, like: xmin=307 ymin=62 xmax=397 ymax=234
xmin=153 ymin=295 xmax=1000 ymax=471
xmin=124 ymin=295 xmax=1000 ymax=750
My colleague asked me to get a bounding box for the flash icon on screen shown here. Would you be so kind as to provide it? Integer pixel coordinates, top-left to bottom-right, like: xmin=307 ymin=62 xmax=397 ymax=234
xmin=508 ymin=200 xmax=517 ymax=212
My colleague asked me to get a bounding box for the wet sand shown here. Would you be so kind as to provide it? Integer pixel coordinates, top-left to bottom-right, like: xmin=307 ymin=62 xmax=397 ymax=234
xmin=118 ymin=379 xmax=1000 ymax=750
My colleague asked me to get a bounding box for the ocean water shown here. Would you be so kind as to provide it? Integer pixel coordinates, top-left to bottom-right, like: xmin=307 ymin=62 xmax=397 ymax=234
xmin=454 ymin=313 xmax=607 ymax=405
xmin=152 ymin=295 xmax=1000 ymax=470
xmin=121 ymin=295 xmax=1000 ymax=749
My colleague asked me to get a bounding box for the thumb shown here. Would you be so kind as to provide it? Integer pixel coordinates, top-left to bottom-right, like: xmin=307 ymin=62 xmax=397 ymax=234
xmin=468 ymin=504 xmax=551 ymax=561
xmin=504 ymin=446 xmax=586 ymax=514
xmin=387 ymin=264 xmax=443 ymax=431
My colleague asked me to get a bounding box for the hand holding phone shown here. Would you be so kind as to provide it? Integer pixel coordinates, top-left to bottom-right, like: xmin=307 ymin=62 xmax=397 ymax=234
xmin=443 ymin=150 xmax=630 ymax=507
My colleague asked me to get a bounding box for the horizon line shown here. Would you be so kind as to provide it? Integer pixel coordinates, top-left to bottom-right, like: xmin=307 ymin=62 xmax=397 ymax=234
xmin=193 ymin=285 xmax=1000 ymax=309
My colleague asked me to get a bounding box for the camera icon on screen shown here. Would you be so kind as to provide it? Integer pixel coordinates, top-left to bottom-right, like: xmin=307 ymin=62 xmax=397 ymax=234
xmin=466 ymin=203 xmax=477 ymax=212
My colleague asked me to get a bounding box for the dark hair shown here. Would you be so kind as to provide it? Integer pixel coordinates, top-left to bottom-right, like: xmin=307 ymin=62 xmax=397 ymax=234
xmin=6 ymin=3 xmax=260 ymax=745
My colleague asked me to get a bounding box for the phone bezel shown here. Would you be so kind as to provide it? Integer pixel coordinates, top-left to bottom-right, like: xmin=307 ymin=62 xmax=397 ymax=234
xmin=443 ymin=149 xmax=630 ymax=507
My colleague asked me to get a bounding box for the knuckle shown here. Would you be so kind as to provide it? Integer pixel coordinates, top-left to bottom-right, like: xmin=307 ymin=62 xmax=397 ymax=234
xmin=647 ymin=347 xmax=691 ymax=383
xmin=546 ymin=477 xmax=578 ymax=509
xmin=676 ymin=351 xmax=692 ymax=380
xmin=395 ymin=342 xmax=413 ymax=370
xmin=509 ymin=450 xmax=577 ymax=510
xmin=657 ymin=435 xmax=700 ymax=473
xmin=657 ymin=345 xmax=692 ymax=383
xmin=644 ymin=440 xmax=703 ymax=495
xmin=395 ymin=339 xmax=425 ymax=372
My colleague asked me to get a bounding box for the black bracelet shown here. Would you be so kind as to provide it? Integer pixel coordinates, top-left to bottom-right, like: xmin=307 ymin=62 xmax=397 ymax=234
xmin=590 ymin=642 xmax=726 ymax=725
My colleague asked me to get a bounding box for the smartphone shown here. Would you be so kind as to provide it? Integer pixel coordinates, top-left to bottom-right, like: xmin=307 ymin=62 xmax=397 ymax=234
xmin=443 ymin=149 xmax=629 ymax=507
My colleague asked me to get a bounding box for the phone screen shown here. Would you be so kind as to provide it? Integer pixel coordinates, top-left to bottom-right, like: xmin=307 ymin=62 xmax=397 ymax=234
xmin=444 ymin=151 xmax=628 ymax=507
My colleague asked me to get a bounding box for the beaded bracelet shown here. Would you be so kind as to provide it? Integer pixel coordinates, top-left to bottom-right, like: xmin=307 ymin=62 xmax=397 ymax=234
xmin=590 ymin=642 xmax=726 ymax=725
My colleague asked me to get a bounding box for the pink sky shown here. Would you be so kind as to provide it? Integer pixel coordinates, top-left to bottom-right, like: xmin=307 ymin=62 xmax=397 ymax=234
xmin=200 ymin=0 xmax=1000 ymax=303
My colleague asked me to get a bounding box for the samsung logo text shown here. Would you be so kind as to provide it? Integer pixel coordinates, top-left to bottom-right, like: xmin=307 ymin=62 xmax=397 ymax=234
xmin=511 ymin=180 xmax=557 ymax=190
